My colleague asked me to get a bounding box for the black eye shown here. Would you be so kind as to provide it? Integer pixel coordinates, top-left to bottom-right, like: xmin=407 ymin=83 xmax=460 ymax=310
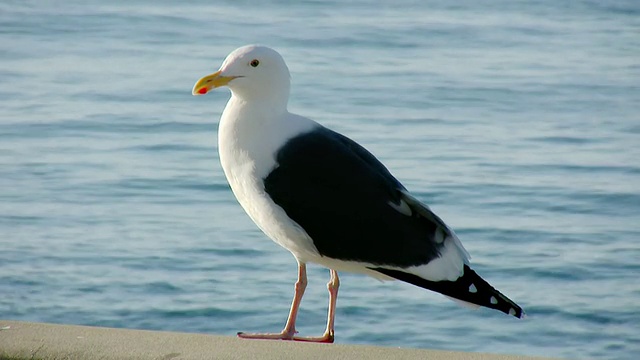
xmin=250 ymin=59 xmax=260 ymax=67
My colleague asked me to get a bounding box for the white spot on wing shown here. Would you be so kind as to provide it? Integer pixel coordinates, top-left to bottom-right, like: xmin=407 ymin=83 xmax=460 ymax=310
xmin=509 ymin=308 xmax=516 ymax=316
xmin=469 ymin=284 xmax=477 ymax=293
xmin=399 ymin=190 xmax=471 ymax=260
xmin=490 ymin=296 xmax=498 ymax=304
xmin=388 ymin=199 xmax=412 ymax=216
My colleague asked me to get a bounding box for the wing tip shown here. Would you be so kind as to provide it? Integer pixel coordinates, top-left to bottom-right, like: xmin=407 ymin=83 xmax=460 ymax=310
xmin=370 ymin=265 xmax=526 ymax=319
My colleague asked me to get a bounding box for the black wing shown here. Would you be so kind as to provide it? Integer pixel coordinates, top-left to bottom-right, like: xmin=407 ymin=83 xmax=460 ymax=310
xmin=263 ymin=126 xmax=447 ymax=267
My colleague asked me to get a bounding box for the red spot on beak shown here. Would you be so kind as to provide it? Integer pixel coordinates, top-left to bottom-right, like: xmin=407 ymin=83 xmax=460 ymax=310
xmin=197 ymin=87 xmax=208 ymax=95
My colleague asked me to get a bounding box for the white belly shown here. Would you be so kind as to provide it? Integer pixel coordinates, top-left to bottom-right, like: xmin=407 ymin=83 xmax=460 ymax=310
xmin=217 ymin=99 xmax=321 ymax=262
xmin=224 ymin=154 xmax=321 ymax=262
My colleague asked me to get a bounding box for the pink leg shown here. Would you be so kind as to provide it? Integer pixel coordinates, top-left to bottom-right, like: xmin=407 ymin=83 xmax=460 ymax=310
xmin=237 ymin=265 xmax=341 ymax=343
xmin=294 ymin=269 xmax=340 ymax=343
xmin=237 ymin=261 xmax=307 ymax=340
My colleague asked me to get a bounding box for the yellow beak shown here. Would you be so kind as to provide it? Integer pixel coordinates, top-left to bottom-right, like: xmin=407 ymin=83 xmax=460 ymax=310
xmin=192 ymin=71 xmax=237 ymax=96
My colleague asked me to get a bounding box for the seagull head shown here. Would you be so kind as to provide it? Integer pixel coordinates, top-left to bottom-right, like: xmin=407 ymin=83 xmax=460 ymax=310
xmin=192 ymin=45 xmax=291 ymax=103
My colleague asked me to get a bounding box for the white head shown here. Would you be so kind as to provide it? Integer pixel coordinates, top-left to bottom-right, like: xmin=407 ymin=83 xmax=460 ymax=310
xmin=192 ymin=45 xmax=291 ymax=107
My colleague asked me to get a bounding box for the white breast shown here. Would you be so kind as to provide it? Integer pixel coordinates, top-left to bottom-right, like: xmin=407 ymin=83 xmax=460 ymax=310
xmin=217 ymin=96 xmax=321 ymax=262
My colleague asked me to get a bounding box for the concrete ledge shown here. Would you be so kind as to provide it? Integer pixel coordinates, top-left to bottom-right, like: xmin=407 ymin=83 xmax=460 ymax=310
xmin=0 ymin=320 xmax=556 ymax=360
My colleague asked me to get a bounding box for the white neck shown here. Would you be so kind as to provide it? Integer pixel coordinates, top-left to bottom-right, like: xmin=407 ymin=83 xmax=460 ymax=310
xmin=219 ymin=95 xmax=289 ymax=149
xmin=217 ymin=94 xmax=317 ymax=182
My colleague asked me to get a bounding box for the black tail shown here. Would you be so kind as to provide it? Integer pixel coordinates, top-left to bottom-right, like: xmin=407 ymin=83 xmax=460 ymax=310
xmin=371 ymin=265 xmax=525 ymax=318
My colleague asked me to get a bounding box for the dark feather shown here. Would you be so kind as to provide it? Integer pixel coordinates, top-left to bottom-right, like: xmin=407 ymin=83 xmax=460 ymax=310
xmin=263 ymin=126 xmax=448 ymax=267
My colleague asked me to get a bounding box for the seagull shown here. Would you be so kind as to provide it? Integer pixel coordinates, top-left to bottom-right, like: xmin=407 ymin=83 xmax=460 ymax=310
xmin=192 ymin=44 xmax=525 ymax=343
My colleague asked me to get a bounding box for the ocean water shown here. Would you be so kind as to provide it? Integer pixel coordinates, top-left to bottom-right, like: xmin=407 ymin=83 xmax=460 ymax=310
xmin=1 ymin=1 xmax=639 ymax=359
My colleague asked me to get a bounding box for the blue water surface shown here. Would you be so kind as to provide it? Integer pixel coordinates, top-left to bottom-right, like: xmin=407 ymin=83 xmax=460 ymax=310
xmin=1 ymin=1 xmax=639 ymax=359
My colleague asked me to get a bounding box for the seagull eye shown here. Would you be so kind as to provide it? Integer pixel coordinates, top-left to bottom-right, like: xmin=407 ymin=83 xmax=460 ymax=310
xmin=250 ymin=59 xmax=260 ymax=67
